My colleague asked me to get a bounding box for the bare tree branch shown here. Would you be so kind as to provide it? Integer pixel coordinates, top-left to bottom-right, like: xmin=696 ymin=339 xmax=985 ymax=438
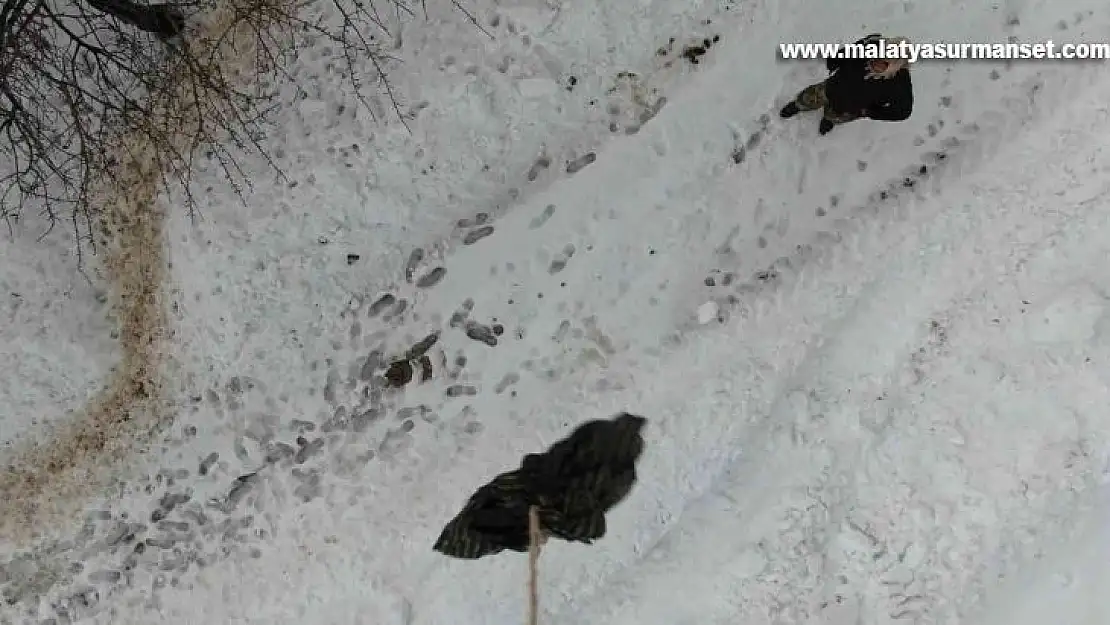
xmin=0 ymin=0 xmax=460 ymax=260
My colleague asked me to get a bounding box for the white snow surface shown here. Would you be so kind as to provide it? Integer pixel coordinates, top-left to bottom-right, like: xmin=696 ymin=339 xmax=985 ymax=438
xmin=0 ymin=224 xmax=117 ymax=452
xmin=4 ymin=0 xmax=1110 ymax=622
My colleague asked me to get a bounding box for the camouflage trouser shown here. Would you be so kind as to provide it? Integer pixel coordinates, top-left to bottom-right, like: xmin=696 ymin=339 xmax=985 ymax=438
xmin=794 ymin=81 xmax=860 ymax=124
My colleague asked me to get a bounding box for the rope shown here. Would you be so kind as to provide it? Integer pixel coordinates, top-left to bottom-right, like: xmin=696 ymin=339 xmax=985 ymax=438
xmin=527 ymin=506 xmax=542 ymax=625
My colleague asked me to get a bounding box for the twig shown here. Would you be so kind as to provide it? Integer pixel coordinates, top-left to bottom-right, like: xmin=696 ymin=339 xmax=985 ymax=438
xmin=528 ymin=505 xmax=542 ymax=625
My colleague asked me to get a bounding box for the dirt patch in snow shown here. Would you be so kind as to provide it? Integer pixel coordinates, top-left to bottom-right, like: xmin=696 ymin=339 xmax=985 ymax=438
xmin=0 ymin=6 xmax=282 ymax=546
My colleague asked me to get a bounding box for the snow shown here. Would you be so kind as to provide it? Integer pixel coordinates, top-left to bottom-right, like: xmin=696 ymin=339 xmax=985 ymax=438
xmin=3 ymin=0 xmax=1110 ymax=622
xmin=696 ymin=301 xmax=719 ymax=324
xmin=973 ymin=491 xmax=1110 ymax=625
xmin=0 ymin=223 xmax=117 ymax=454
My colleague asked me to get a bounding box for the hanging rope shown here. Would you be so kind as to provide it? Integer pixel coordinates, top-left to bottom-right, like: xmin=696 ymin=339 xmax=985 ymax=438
xmin=527 ymin=506 xmax=542 ymax=625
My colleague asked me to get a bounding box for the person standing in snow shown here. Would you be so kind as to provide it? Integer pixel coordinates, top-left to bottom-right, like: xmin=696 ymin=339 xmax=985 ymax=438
xmin=780 ymin=34 xmax=914 ymax=135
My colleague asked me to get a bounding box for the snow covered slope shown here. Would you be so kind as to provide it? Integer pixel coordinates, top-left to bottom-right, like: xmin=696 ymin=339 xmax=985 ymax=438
xmin=0 ymin=223 xmax=117 ymax=453
xmin=3 ymin=0 xmax=1110 ymax=622
xmin=973 ymin=490 xmax=1110 ymax=625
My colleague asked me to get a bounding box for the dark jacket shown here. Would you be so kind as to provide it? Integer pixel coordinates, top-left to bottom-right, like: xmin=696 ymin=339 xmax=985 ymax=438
xmin=432 ymin=413 xmax=647 ymax=559
xmin=824 ymin=38 xmax=913 ymax=121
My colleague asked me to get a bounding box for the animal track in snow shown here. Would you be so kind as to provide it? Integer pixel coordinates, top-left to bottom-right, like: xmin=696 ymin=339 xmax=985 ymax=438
xmin=526 ymin=154 xmax=552 ymax=181
xmin=548 ymin=244 xmax=577 ymax=274
xmin=566 ymin=152 xmax=596 ymax=174
xmin=606 ymin=71 xmax=667 ymax=135
xmin=530 ymin=204 xmax=556 ymax=229
xmin=463 ymin=225 xmax=495 ymax=245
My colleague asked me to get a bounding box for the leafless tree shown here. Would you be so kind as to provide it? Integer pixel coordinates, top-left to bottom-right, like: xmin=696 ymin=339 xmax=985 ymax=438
xmin=0 ymin=0 xmax=465 ymax=257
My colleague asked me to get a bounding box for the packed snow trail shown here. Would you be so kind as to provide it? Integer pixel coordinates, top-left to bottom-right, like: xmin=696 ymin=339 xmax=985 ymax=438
xmin=4 ymin=0 xmax=1110 ymax=622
